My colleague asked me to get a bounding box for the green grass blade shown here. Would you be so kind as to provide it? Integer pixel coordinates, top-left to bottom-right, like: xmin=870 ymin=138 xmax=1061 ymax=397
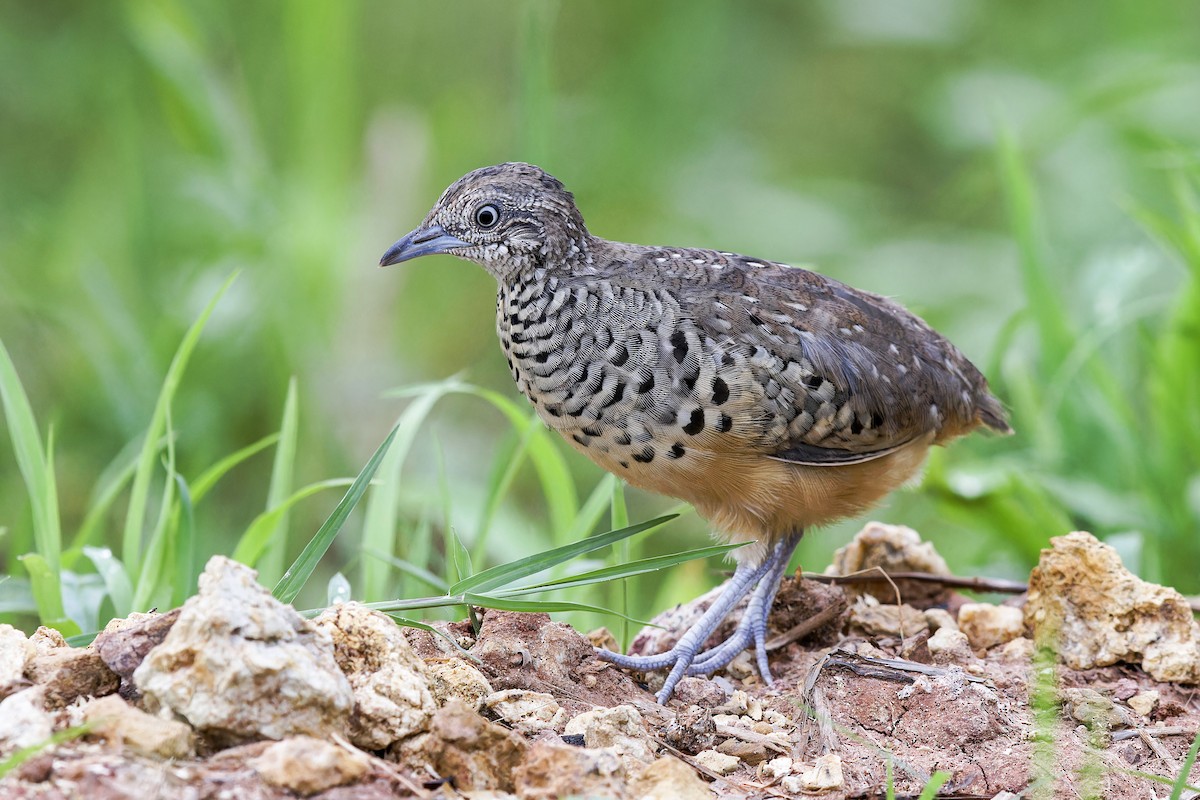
xmin=386 ymin=379 xmax=578 ymax=535
xmin=518 ymin=0 xmax=555 ymax=163
xmin=489 ymin=383 xmax=579 ymax=534
xmin=449 ymin=514 xmax=676 ymax=595
xmin=611 ymin=478 xmax=630 ymax=646
xmin=273 ymin=425 xmax=399 ymax=605
xmin=59 ymin=571 xmax=104 ymax=635
xmin=327 ymin=571 xmax=351 ymax=605
xmin=497 ymin=543 xmax=745 ymax=597
xmin=0 ymin=724 xmax=93 ymax=780
xmin=472 ymin=412 xmax=540 ymax=564
xmin=464 ymin=592 xmax=649 ymax=622
xmin=17 ymin=554 xmax=79 ymax=636
xmin=1118 ymin=767 xmax=1200 ymax=794
xmin=558 ymin=473 xmax=618 ymax=552
xmin=1170 ymin=730 xmax=1200 ymax=800
xmin=384 ymin=615 xmax=481 ymax=662
xmin=362 ymin=547 xmax=449 ymax=594
xmin=0 ymin=338 xmax=64 ymax=620
xmin=916 ymin=771 xmax=951 ymax=800
xmin=447 ymin=527 xmax=474 ymax=612
xmin=82 ymin=545 xmax=134 ymax=619
xmin=131 ymin=408 xmax=180 ymax=612
xmin=435 ymin=436 xmax=464 ymax=589
xmin=402 ymin=510 xmax=437 ymax=599
xmin=233 ymin=478 xmax=355 ymax=566
xmin=360 ymin=423 xmax=415 ymax=601
xmin=362 ymin=378 xmax=469 ymax=598
xmin=0 ymin=576 xmax=36 ymax=615
xmin=189 ymin=432 xmax=280 ymax=504
xmin=350 ymin=594 xmax=473 ymax=614
xmin=41 ymin=426 xmax=63 ymax=590
xmin=610 ymin=480 xmax=629 ymax=531
xmin=67 ymin=434 xmax=150 ymax=562
xmin=997 ymin=129 xmax=1074 ymax=367
xmin=330 ymin=589 xmax=642 ymax=627
xmin=171 ymin=474 xmax=196 ymax=606
xmin=39 ymin=427 xmax=65 ymax=626
xmin=258 ymin=377 xmax=298 ymax=586
xmin=122 ymin=271 xmax=237 ymax=576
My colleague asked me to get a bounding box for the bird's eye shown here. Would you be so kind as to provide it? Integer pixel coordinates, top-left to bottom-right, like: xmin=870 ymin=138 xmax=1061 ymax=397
xmin=474 ymin=204 xmax=499 ymax=229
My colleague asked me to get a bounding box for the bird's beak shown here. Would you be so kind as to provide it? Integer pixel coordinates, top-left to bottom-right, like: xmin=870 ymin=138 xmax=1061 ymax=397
xmin=379 ymin=224 xmax=470 ymax=266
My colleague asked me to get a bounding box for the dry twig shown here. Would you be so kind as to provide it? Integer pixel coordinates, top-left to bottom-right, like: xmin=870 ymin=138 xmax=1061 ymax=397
xmin=1112 ymin=726 xmax=1197 ymax=742
xmin=806 ymin=571 xmax=1200 ymax=613
xmin=765 ymin=599 xmax=845 ymax=652
xmin=804 ymin=570 xmax=1027 ymax=595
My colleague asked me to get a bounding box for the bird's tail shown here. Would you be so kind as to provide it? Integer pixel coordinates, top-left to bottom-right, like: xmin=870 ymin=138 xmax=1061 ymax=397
xmin=975 ymin=390 xmax=1013 ymax=435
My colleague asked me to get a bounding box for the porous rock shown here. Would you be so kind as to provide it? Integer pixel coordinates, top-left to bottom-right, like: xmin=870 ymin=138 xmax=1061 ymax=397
xmin=94 ymin=609 xmax=180 ymax=700
xmin=424 ymin=658 xmax=493 ymax=710
xmin=401 ymin=619 xmax=476 ymax=659
xmin=563 ymin=703 xmax=656 ymax=770
xmin=924 ymin=607 xmax=958 ymax=632
xmin=694 ymin=748 xmax=740 ymax=775
xmin=631 ymin=755 xmax=714 ymax=799
xmin=714 ymin=688 xmax=755 ymax=717
xmin=0 ymin=686 xmax=53 ymax=750
xmin=1000 ymin=636 xmax=1035 ymax=663
xmin=927 ymin=627 xmax=975 ymax=664
xmin=0 ymin=623 xmax=34 ymax=698
xmin=958 ymin=603 xmax=1026 ymax=651
xmin=662 ymin=704 xmax=717 ymax=754
xmin=483 ymin=689 xmax=566 ymax=735
xmin=715 ymin=737 xmax=771 ymax=766
xmin=28 ymin=645 xmax=119 ymax=708
xmin=513 ymin=739 xmax=627 ymax=800
xmin=801 ymin=753 xmax=845 ymax=790
xmin=1061 ymin=687 xmax=1129 ymax=730
xmin=250 ymin=735 xmax=370 ymax=796
xmin=672 ymin=676 xmax=726 ymax=708
xmin=1127 ymin=690 xmax=1159 ymax=718
xmin=848 ymin=595 xmax=929 ymax=638
xmin=472 ymin=610 xmax=640 ymax=710
xmin=1025 ymin=531 xmax=1200 ymax=682
xmin=29 ymin=626 xmax=67 ymax=653
xmin=133 ymin=556 xmax=354 ymax=746
xmin=392 ymin=699 xmax=526 ymax=792
xmin=827 ymin=521 xmax=952 ymax=607
xmin=760 ymin=755 xmax=793 ymax=780
xmin=313 ymin=602 xmax=435 ymax=749
xmin=84 ymin=694 xmax=195 ymax=759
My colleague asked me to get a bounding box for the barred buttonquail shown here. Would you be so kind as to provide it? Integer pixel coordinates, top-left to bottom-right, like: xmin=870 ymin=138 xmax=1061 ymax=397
xmin=381 ymin=162 xmax=1010 ymax=702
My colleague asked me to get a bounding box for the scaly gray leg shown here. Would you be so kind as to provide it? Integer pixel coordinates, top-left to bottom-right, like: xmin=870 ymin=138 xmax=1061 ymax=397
xmin=594 ymin=531 xmax=802 ymax=702
xmin=686 ymin=533 xmax=799 ymax=680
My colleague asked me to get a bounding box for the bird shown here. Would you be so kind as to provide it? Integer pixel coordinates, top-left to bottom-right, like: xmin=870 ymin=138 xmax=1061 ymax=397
xmin=380 ymin=162 xmax=1010 ymax=703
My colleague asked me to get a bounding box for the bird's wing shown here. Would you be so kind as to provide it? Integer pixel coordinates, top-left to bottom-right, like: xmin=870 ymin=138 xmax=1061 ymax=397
xmin=676 ymin=253 xmax=992 ymax=460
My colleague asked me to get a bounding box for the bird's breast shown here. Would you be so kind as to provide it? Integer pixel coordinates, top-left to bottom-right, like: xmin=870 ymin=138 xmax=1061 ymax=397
xmin=494 ymin=276 xmax=770 ymax=483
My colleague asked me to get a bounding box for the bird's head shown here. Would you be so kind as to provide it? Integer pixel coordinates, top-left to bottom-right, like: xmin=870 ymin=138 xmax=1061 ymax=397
xmin=380 ymin=162 xmax=589 ymax=279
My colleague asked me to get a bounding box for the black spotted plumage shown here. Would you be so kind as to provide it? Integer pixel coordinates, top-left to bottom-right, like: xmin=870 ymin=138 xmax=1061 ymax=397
xmin=381 ymin=161 xmax=1011 ymax=703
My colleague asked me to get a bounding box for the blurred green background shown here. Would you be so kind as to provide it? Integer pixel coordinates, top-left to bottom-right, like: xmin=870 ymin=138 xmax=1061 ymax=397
xmin=2 ymin=1 xmax=1198 ymax=631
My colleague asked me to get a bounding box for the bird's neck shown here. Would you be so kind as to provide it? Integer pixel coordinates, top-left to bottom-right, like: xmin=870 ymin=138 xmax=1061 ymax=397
xmin=498 ymin=232 xmax=599 ymax=287
xmin=544 ymin=228 xmax=596 ymax=269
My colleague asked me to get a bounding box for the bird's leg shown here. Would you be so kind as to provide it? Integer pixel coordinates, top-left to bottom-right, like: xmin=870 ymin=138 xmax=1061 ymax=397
xmin=594 ymin=557 xmax=772 ymax=697
xmin=594 ymin=531 xmax=802 ymax=703
xmin=686 ymin=531 xmax=801 ymax=682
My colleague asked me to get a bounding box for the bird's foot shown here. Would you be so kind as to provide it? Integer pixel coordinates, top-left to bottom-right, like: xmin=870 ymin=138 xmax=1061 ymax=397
xmin=686 ymin=541 xmax=792 ymax=680
xmin=594 ymin=533 xmax=800 ymax=703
